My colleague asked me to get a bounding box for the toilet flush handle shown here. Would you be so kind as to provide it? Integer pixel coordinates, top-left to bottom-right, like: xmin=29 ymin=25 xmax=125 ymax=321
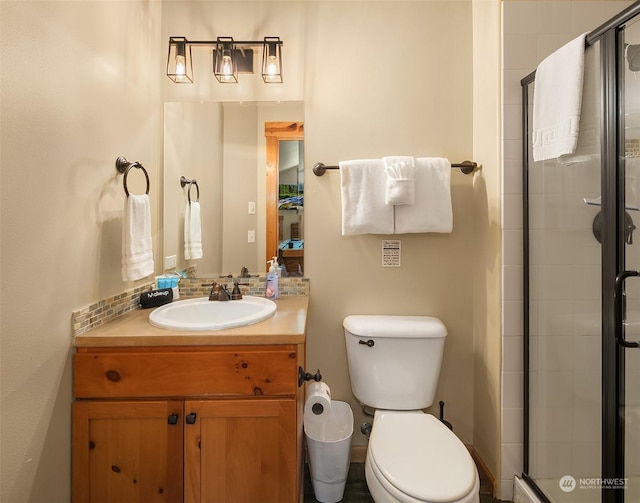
xmin=359 ymin=339 xmax=375 ymax=347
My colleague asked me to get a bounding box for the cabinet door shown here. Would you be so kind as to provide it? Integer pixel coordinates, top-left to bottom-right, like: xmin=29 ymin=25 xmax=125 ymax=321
xmin=184 ymin=398 xmax=297 ymax=503
xmin=73 ymin=400 xmax=183 ymax=503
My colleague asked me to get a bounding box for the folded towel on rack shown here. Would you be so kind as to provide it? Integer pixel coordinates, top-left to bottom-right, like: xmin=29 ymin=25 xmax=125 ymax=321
xmin=384 ymin=156 xmax=452 ymax=234
xmin=533 ymin=32 xmax=588 ymax=162
xmin=121 ymin=194 xmax=154 ymax=282
xmin=340 ymin=159 xmax=394 ymax=235
xmin=184 ymin=201 xmax=203 ymax=260
xmin=384 ymin=158 xmax=416 ymax=205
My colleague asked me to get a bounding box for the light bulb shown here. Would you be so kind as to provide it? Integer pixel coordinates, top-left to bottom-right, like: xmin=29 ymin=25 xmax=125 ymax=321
xmin=175 ymin=54 xmax=186 ymax=77
xmin=267 ymin=56 xmax=278 ymax=77
xmin=221 ymin=55 xmax=233 ymax=81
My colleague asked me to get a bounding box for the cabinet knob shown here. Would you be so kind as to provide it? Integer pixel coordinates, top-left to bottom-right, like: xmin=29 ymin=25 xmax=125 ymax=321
xmin=186 ymin=412 xmax=197 ymax=424
xmin=167 ymin=413 xmax=179 ymax=425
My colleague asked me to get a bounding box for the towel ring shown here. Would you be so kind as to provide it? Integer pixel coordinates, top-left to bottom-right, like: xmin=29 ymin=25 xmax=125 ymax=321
xmin=180 ymin=176 xmax=200 ymax=203
xmin=116 ymin=156 xmax=150 ymax=197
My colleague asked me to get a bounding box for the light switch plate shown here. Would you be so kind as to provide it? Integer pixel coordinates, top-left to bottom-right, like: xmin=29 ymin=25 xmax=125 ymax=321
xmin=164 ymin=255 xmax=177 ymax=270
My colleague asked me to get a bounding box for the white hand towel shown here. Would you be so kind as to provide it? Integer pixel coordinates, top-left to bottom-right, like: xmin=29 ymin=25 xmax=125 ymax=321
xmin=184 ymin=201 xmax=203 ymax=260
xmin=340 ymin=159 xmax=394 ymax=236
xmin=384 ymin=158 xmax=416 ymax=205
xmin=121 ymin=194 xmax=154 ymax=281
xmin=533 ymin=33 xmax=588 ymax=162
xmin=391 ymin=157 xmax=452 ymax=234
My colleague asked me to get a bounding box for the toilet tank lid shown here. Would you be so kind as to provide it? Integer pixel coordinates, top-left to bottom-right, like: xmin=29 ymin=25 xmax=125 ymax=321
xmin=343 ymin=315 xmax=447 ymax=339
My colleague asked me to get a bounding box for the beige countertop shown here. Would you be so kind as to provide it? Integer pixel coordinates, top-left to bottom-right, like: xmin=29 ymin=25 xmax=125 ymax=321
xmin=74 ymin=296 xmax=309 ymax=348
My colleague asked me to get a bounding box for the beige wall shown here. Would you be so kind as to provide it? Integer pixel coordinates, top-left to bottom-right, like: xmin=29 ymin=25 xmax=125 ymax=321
xmin=302 ymin=0 xmax=477 ymax=445
xmin=1 ymin=1 xmax=499 ymax=501
xmin=471 ymin=0 xmax=503 ymax=491
xmin=0 ymin=2 xmax=163 ymax=501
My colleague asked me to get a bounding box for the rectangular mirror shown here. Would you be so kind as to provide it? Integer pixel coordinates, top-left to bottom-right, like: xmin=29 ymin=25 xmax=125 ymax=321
xmin=163 ymin=101 xmax=304 ymax=277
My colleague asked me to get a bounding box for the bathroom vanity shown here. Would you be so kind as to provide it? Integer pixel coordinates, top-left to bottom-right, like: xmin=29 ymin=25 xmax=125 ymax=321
xmin=72 ymin=296 xmax=308 ymax=503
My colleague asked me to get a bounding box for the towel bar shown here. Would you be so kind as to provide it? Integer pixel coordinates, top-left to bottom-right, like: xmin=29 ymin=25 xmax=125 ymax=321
xmin=312 ymin=160 xmax=479 ymax=176
xmin=116 ymin=156 xmax=150 ymax=196
xmin=180 ymin=176 xmax=200 ymax=203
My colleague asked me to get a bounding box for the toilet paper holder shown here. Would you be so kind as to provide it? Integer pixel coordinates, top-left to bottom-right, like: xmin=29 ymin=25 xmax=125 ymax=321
xmin=298 ymin=366 xmax=322 ymax=387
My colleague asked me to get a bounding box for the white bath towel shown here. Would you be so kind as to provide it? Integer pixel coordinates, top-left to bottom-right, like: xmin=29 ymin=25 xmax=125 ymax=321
xmin=387 ymin=157 xmax=452 ymax=234
xmin=121 ymin=194 xmax=154 ymax=281
xmin=184 ymin=201 xmax=203 ymax=260
xmin=533 ymin=33 xmax=588 ymax=162
xmin=384 ymin=158 xmax=416 ymax=205
xmin=340 ymin=159 xmax=394 ymax=235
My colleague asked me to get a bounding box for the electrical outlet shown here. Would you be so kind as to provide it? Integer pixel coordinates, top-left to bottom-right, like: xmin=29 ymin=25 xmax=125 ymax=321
xmin=164 ymin=255 xmax=177 ymax=270
xmin=248 ymin=230 xmax=256 ymax=243
xmin=248 ymin=201 xmax=256 ymax=214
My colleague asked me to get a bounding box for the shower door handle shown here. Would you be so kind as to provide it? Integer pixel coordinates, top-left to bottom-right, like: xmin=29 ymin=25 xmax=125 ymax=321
xmin=614 ymin=270 xmax=640 ymax=348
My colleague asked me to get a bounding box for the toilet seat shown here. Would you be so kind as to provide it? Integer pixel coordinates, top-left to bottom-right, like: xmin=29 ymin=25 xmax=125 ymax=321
xmin=368 ymin=412 xmax=478 ymax=503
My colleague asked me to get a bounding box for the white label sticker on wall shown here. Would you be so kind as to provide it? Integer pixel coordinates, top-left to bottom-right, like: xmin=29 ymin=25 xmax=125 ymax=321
xmin=382 ymin=240 xmax=401 ymax=267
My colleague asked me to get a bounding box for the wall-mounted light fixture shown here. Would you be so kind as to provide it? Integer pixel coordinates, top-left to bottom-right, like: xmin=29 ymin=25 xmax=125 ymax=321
xmin=166 ymin=36 xmax=283 ymax=84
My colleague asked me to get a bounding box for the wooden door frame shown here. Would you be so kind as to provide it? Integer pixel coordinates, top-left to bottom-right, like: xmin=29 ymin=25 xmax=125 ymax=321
xmin=265 ymin=122 xmax=304 ymax=269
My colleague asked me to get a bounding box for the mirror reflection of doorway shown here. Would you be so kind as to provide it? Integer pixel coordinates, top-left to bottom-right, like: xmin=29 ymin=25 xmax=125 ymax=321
xmin=265 ymin=122 xmax=304 ymax=275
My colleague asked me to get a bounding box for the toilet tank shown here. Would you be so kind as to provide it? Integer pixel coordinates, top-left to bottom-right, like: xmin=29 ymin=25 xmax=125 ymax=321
xmin=343 ymin=315 xmax=447 ymax=410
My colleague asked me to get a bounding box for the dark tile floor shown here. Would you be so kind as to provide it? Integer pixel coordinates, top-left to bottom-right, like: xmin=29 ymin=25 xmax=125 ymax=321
xmin=304 ymin=462 xmax=512 ymax=503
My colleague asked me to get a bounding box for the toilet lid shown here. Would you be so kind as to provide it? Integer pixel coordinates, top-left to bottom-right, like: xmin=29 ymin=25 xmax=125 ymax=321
xmin=369 ymin=413 xmax=477 ymax=502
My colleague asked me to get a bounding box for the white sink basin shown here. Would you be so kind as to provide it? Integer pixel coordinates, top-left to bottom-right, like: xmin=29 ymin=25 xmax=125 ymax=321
xmin=148 ymin=296 xmax=277 ymax=331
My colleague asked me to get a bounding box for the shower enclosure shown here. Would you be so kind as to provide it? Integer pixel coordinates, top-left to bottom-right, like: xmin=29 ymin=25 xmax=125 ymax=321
xmin=521 ymin=3 xmax=640 ymax=503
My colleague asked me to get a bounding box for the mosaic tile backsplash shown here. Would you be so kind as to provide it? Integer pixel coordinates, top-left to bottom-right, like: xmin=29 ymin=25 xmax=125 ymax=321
xmin=72 ymin=275 xmax=310 ymax=337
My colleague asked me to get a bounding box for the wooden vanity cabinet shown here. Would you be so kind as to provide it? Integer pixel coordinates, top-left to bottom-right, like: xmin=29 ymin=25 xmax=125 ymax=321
xmin=72 ymin=344 xmax=304 ymax=503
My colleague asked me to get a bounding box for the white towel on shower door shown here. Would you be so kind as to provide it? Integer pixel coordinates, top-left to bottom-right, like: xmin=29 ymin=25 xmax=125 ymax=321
xmin=532 ymin=32 xmax=588 ymax=162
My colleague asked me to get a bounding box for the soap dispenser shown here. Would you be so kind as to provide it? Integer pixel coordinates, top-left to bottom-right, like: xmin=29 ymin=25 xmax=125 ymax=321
xmin=266 ymin=257 xmax=279 ymax=300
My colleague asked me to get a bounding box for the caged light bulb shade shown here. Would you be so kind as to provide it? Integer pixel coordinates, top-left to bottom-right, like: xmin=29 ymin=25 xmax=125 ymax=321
xmin=262 ymin=37 xmax=283 ymax=83
xmin=166 ymin=37 xmax=193 ymax=83
xmin=214 ymin=37 xmax=238 ymax=83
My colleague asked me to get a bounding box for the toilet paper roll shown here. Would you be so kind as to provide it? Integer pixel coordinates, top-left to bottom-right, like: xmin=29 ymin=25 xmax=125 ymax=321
xmin=304 ymin=381 xmax=332 ymax=419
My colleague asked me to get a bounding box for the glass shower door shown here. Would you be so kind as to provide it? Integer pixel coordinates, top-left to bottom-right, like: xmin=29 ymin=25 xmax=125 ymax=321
xmin=526 ymin=40 xmax=604 ymax=503
xmin=621 ymin=12 xmax=640 ymax=503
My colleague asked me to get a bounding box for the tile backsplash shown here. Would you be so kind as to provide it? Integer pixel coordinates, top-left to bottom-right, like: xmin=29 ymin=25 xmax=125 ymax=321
xmin=72 ymin=275 xmax=310 ymax=337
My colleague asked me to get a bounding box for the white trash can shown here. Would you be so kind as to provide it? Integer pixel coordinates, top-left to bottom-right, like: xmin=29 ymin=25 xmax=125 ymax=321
xmin=304 ymin=401 xmax=354 ymax=503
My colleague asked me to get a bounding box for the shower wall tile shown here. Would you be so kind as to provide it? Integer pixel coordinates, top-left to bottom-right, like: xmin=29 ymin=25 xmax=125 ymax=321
xmin=503 ymin=194 xmax=524 ymax=230
xmin=503 ymin=230 xmax=522 ymax=266
xmin=504 ymin=33 xmax=539 ymax=71
xmin=572 ymin=1 xmax=610 ymax=35
xmin=537 ymin=33 xmax=574 ymax=62
xmin=504 ymin=69 xmax=526 ymax=105
xmin=504 ymin=105 xmax=522 ymax=141
xmin=503 ymin=335 xmax=523 ymax=372
xmin=501 ymin=442 xmax=524 ymax=482
xmin=537 ymin=2 xmax=572 ymax=35
xmin=503 ymin=300 xmax=523 ymax=336
xmin=503 ymin=1 xmax=538 ymax=35
xmin=535 ymin=406 xmax=573 ymax=442
xmin=502 ymin=407 xmax=524 ymax=444
xmin=503 ymin=371 xmax=524 ymax=409
xmin=504 ymin=265 xmax=524 ymax=301
xmin=504 ymin=139 xmax=522 ymax=162
xmin=503 ymin=159 xmax=522 ymax=195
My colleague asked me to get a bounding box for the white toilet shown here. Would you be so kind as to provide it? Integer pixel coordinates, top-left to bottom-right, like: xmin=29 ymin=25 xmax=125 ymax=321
xmin=343 ymin=315 xmax=480 ymax=503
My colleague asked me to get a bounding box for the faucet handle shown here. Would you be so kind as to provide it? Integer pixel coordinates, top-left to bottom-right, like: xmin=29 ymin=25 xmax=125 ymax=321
xmin=231 ymin=282 xmax=243 ymax=300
